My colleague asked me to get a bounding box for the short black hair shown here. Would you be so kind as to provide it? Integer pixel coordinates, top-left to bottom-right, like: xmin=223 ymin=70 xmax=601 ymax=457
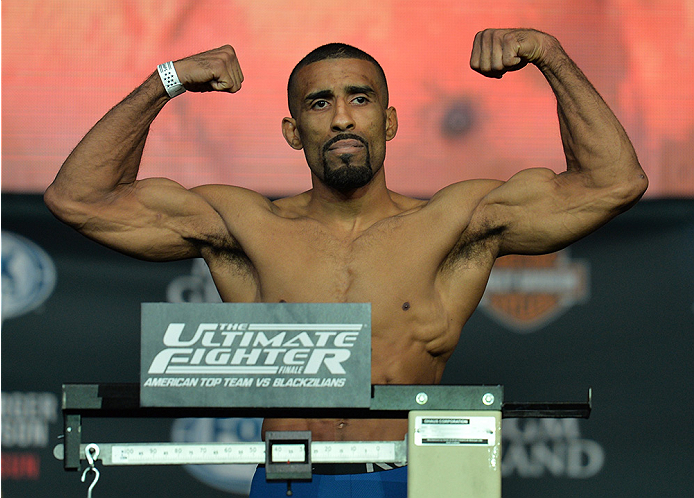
xmin=287 ymin=43 xmax=389 ymax=118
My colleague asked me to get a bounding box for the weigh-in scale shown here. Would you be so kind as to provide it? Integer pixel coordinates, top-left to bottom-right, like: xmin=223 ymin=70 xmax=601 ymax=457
xmin=55 ymin=303 xmax=591 ymax=497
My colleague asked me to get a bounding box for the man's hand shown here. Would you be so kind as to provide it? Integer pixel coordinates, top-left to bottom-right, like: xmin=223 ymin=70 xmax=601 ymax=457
xmin=173 ymin=45 xmax=244 ymax=93
xmin=470 ymin=29 xmax=554 ymax=79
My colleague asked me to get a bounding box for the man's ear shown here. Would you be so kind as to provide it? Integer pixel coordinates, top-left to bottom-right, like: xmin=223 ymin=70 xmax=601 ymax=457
xmin=282 ymin=117 xmax=303 ymax=150
xmin=385 ymin=106 xmax=398 ymax=141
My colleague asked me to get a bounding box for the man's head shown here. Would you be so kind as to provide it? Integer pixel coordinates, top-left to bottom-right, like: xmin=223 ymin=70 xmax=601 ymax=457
xmin=287 ymin=43 xmax=389 ymax=119
xmin=283 ymin=44 xmax=397 ymax=193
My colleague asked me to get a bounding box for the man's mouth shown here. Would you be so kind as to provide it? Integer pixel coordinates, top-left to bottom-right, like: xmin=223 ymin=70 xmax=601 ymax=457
xmin=323 ymin=134 xmax=368 ymax=155
xmin=328 ymin=139 xmax=365 ymax=154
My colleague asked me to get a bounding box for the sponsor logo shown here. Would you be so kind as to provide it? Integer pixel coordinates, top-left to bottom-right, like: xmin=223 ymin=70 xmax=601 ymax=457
xmin=480 ymin=250 xmax=590 ymax=333
xmin=140 ymin=302 xmax=371 ymax=408
xmin=146 ymin=322 xmax=360 ymax=376
xmin=502 ymin=418 xmax=605 ymax=479
xmin=1 ymin=232 xmax=57 ymax=321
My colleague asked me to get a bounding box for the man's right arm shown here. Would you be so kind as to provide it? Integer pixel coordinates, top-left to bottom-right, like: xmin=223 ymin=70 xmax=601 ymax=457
xmin=44 ymin=46 xmax=248 ymax=261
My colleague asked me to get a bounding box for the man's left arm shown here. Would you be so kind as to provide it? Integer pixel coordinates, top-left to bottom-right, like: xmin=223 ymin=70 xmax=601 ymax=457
xmin=469 ymin=29 xmax=648 ymax=255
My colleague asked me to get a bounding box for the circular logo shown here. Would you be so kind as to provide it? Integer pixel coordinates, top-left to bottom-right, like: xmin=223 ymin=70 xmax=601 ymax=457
xmin=171 ymin=417 xmax=262 ymax=495
xmin=1 ymin=231 xmax=57 ymax=321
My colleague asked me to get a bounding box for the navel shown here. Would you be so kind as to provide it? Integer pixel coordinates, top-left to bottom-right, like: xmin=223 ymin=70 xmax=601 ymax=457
xmin=402 ymin=301 xmax=411 ymax=311
xmin=279 ymin=299 xmax=287 ymax=303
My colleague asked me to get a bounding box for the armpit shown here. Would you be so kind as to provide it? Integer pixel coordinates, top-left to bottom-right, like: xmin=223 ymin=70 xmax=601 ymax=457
xmin=440 ymin=220 xmax=504 ymax=272
xmin=199 ymin=238 xmax=253 ymax=271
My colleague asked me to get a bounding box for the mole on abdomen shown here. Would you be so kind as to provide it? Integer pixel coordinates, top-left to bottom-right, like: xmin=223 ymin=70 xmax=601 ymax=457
xmin=402 ymin=302 xmax=411 ymax=311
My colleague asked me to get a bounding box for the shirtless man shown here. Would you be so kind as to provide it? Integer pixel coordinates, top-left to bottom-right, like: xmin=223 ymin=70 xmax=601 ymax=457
xmin=45 ymin=29 xmax=647 ymax=496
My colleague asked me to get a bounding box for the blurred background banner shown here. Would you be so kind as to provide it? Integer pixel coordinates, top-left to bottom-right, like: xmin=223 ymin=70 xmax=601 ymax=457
xmin=2 ymin=1 xmax=693 ymax=497
xmin=2 ymin=0 xmax=694 ymax=197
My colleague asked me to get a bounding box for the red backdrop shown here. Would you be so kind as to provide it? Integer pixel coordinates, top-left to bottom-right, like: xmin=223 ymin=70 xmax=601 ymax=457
xmin=3 ymin=0 xmax=693 ymax=197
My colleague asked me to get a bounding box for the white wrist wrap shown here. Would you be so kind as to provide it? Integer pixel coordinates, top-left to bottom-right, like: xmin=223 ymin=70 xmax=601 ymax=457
xmin=157 ymin=61 xmax=186 ymax=98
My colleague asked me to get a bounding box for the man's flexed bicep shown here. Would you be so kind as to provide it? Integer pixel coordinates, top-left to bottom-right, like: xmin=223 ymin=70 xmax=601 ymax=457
xmin=45 ymin=45 xmax=246 ymax=260
xmin=469 ymin=28 xmax=648 ymax=256
xmin=46 ymin=176 xmax=235 ymax=261
xmin=478 ymin=166 xmax=640 ymax=257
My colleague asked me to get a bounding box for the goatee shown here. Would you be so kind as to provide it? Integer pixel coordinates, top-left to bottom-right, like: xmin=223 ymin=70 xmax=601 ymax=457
xmin=322 ymin=134 xmax=373 ymax=191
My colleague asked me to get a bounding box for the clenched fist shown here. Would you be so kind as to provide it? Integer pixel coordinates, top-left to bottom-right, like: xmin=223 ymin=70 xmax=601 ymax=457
xmin=470 ymin=29 xmax=556 ymax=79
xmin=172 ymin=45 xmax=244 ymax=93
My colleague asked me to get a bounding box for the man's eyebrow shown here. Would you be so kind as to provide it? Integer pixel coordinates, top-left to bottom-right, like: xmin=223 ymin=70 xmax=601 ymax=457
xmin=345 ymin=85 xmax=376 ymax=96
xmin=305 ymin=89 xmax=334 ymax=102
xmin=304 ymin=85 xmax=376 ymax=103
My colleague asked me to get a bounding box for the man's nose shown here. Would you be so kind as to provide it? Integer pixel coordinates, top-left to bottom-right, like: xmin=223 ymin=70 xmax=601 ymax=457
xmin=330 ymin=101 xmax=355 ymax=131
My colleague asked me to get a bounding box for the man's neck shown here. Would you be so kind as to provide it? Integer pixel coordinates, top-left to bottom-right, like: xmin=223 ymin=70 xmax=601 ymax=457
xmin=306 ymin=169 xmax=400 ymax=233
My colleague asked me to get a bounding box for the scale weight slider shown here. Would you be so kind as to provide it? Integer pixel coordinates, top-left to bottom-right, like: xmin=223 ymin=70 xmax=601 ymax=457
xmin=265 ymin=431 xmax=312 ymax=481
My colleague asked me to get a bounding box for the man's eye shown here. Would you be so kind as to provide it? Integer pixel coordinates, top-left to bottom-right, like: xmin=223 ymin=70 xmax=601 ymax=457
xmin=353 ymin=96 xmax=368 ymax=104
xmin=312 ymin=100 xmax=329 ymax=109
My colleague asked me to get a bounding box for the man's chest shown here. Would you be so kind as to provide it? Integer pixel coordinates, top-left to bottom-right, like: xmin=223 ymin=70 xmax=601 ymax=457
xmin=251 ymin=223 xmax=438 ymax=302
xmin=210 ymin=210 xmax=493 ymax=307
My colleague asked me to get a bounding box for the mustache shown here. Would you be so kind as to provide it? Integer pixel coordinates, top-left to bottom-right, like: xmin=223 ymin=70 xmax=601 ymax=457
xmin=322 ymin=133 xmax=368 ymax=154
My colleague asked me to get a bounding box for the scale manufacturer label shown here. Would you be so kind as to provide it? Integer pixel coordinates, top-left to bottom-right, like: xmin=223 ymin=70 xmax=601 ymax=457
xmin=414 ymin=416 xmax=496 ymax=446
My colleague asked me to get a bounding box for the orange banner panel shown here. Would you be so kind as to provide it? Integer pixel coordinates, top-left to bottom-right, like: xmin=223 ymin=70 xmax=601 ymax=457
xmin=2 ymin=0 xmax=693 ymax=196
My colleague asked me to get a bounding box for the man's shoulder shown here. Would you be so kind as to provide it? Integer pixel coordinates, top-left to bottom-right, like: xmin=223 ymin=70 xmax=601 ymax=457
xmin=386 ymin=190 xmax=428 ymax=214
xmin=269 ymin=191 xmax=311 ymax=215
xmin=425 ymin=179 xmax=504 ymax=212
xmin=191 ymin=184 xmax=275 ymax=213
xmin=382 ymin=180 xmax=500 ymax=216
